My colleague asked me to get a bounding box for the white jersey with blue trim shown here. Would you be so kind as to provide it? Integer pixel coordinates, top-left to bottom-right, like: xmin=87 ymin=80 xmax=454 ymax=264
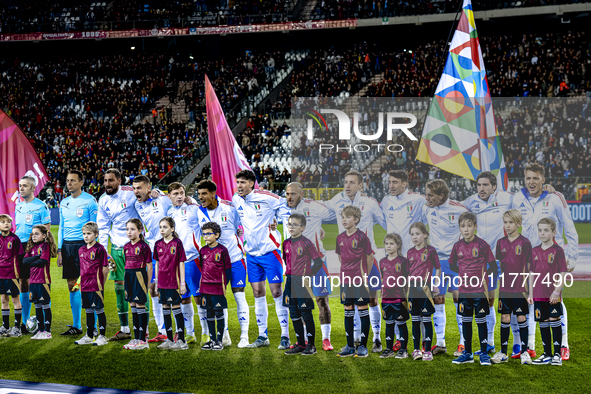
xmin=290 ymin=198 xmax=336 ymax=256
xmin=58 ymin=191 xmax=98 ymax=249
xmin=381 ymin=190 xmax=426 ymax=257
xmin=135 ymin=196 xmax=172 ymax=251
xmin=462 ymin=190 xmax=513 ymax=255
xmin=232 ymin=189 xmax=290 ymax=257
xmin=167 ymin=202 xmax=202 ymax=262
xmin=326 ymin=191 xmax=386 ymax=253
xmin=421 ymin=199 xmax=469 ymax=260
xmin=196 ymin=197 xmax=244 ymax=263
xmin=14 ymin=198 xmax=51 ymax=243
xmin=97 ymin=186 xmax=140 ymax=249
xmin=511 ymin=188 xmax=578 ymax=261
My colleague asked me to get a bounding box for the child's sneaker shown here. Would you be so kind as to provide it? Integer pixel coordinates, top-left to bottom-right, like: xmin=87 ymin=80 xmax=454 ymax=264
xmin=124 ymin=339 xmax=139 ymax=349
xmin=30 ymin=331 xmax=41 ymax=340
xmin=491 ymin=351 xmax=508 ymax=364
xmin=337 ymin=345 xmax=356 ymax=357
xmin=423 ymin=351 xmax=433 ymax=361
xmin=452 ymin=351 xmax=474 ymax=364
xmin=355 ymin=345 xmax=369 ymax=358
xmin=6 ymin=326 xmax=21 ymax=337
xmin=475 ymin=344 xmax=495 ymax=356
xmin=201 ymin=341 xmax=214 ymax=350
xmin=532 ymin=354 xmax=552 ymax=365
xmin=551 ymin=353 xmax=562 ymax=366
xmin=393 ymin=340 xmax=402 ymax=352
xmin=36 ymin=331 xmax=52 ymax=340
xmin=212 ymin=341 xmax=224 ymax=351
xmin=93 ymin=335 xmax=108 ymax=346
xmin=171 ymin=340 xmax=189 ymax=351
xmin=520 ymin=351 xmax=532 ymax=365
xmin=480 ymin=353 xmax=492 ymax=366
xmin=301 ymin=344 xmax=317 ymax=356
xmin=75 ymin=335 xmax=95 ymax=345
xmin=285 ymin=344 xmax=306 ymax=355
xmin=380 ymin=348 xmax=395 ymax=358
xmin=0 ymin=326 xmax=9 ymax=336
xmin=412 ymin=349 xmax=423 ymax=360
xmin=157 ymin=339 xmax=174 ymax=349
xmin=395 ymin=349 xmax=408 ymax=359
xmin=133 ymin=340 xmax=149 ymax=350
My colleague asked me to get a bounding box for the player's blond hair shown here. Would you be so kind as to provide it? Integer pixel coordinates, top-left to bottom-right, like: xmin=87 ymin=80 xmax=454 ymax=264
xmin=426 ymin=179 xmax=449 ymax=201
xmin=384 ymin=233 xmax=403 ymax=251
xmin=538 ymin=217 xmax=556 ymax=232
xmin=82 ymin=222 xmax=99 ymax=236
xmin=0 ymin=214 xmax=13 ymax=223
xmin=341 ymin=205 xmax=361 ymax=224
xmin=524 ymin=163 xmax=545 ymax=177
xmin=502 ymin=209 xmax=522 ymax=226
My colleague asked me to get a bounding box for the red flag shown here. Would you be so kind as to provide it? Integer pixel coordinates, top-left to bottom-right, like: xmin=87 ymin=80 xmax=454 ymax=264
xmin=0 ymin=110 xmax=49 ymax=223
xmin=205 ymin=74 xmax=257 ymax=200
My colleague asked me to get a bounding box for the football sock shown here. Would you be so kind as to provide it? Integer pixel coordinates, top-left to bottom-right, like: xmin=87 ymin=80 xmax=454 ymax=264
xmin=70 ymin=291 xmax=82 ymax=330
xmin=539 ymin=321 xmax=551 ymax=356
xmin=131 ymin=307 xmax=139 ymax=340
xmin=215 ymin=310 xmax=225 ymax=342
xmin=560 ymin=301 xmax=568 ymax=348
xmin=528 ymin=303 xmax=536 ymax=349
xmin=369 ymin=305 xmax=381 ymax=342
xmin=302 ymin=310 xmax=315 ymax=347
xmin=394 ymin=324 xmax=400 ymax=341
xmin=411 ymin=316 xmax=421 ymax=350
xmin=254 ymin=297 xmax=268 ymax=337
xmin=197 ymin=305 xmax=208 ymax=336
xmin=96 ymin=308 xmax=106 ymax=336
xmin=344 ymin=310 xmax=355 ymax=348
xmin=385 ymin=318 xmax=394 ymax=350
xmin=500 ymin=322 xmax=510 ymax=354
xmin=274 ymin=295 xmax=289 ymax=338
xmin=550 ymin=320 xmax=562 ymax=355
xmin=397 ymin=321 xmax=408 ymax=350
xmin=359 ymin=308 xmax=370 ymax=347
xmin=42 ymin=304 xmax=52 ymax=333
xmin=476 ymin=316 xmax=488 ymax=354
xmin=14 ymin=308 xmax=22 ymax=328
xmin=181 ymin=303 xmax=195 ymax=337
xmin=462 ymin=316 xmax=473 ymax=354
xmin=321 ymin=324 xmax=331 ymax=340
xmin=20 ymin=292 xmax=31 ymax=322
xmin=152 ymin=296 xmax=165 ymax=335
xmin=455 ymin=305 xmax=464 ymax=346
xmin=223 ymin=308 xmax=229 ymax=336
xmin=303 ymin=323 xmax=308 ymax=339
xmin=422 ymin=316 xmax=433 ymax=351
xmin=35 ymin=304 xmax=44 ymax=332
xmin=433 ymin=304 xmax=446 ymax=347
xmin=290 ymin=306 xmax=305 ymax=346
xmin=234 ymin=292 xmax=249 ymax=337
xmin=163 ymin=308 xmax=173 ymax=341
xmin=114 ymin=284 xmax=128 ymax=327
xmin=2 ymin=309 xmax=9 ymax=329
xmin=137 ymin=306 xmax=147 ymax=342
xmin=353 ymin=306 xmax=361 ymax=341
xmin=173 ymin=307 xmax=185 ymax=342
xmin=206 ymin=309 xmax=216 ymax=342
xmin=510 ymin=314 xmax=521 ymax=348
xmin=519 ymin=320 xmax=529 ymax=352
xmin=487 ymin=306 xmax=496 ymax=345
xmin=85 ymin=308 xmax=95 ymax=338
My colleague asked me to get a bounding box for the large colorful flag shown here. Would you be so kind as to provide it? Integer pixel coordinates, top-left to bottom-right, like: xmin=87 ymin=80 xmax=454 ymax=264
xmin=416 ymin=0 xmax=507 ymax=190
xmin=205 ymin=74 xmax=256 ymax=200
xmin=0 ymin=110 xmax=49 ymax=222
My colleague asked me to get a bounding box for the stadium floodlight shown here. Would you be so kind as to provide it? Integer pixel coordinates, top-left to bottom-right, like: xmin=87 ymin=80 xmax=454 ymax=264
xmin=131 ymin=46 xmax=135 ymax=50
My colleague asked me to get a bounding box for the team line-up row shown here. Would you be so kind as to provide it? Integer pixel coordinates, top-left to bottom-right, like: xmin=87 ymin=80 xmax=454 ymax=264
xmin=0 ymin=164 xmax=577 ymax=367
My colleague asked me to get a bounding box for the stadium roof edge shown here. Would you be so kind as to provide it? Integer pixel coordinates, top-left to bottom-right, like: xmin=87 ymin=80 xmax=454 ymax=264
xmin=1 ymin=3 xmax=590 ymax=43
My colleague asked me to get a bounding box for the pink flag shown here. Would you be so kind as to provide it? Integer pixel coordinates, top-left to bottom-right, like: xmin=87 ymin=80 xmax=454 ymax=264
xmin=0 ymin=110 xmax=49 ymax=223
xmin=205 ymin=74 xmax=256 ymax=200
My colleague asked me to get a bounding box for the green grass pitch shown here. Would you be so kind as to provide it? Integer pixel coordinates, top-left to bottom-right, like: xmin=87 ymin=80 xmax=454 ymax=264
xmin=0 ymin=225 xmax=589 ymax=393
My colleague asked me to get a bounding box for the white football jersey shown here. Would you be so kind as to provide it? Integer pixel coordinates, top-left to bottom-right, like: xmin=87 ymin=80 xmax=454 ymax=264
xmin=98 ymin=186 xmax=140 ymax=249
xmin=196 ymin=197 xmax=244 ymax=264
xmin=381 ymin=190 xmax=426 ymax=257
xmin=291 ymin=198 xmax=336 ymax=256
xmin=421 ymin=199 xmax=469 ymax=260
xmin=167 ymin=202 xmax=202 ymax=261
xmin=135 ymin=196 xmax=172 ymax=251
